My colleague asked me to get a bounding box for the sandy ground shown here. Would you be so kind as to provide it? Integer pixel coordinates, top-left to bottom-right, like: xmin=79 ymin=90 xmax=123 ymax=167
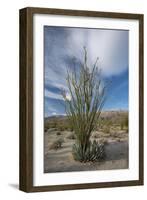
xmin=44 ymin=129 xmax=128 ymax=173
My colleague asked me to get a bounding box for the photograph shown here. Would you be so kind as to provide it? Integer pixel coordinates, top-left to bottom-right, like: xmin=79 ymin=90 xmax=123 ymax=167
xmin=19 ymin=7 xmax=143 ymax=192
xmin=44 ymin=26 xmax=129 ymax=173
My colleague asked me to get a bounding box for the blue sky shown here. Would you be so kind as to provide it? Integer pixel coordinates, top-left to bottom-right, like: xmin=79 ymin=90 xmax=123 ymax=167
xmin=44 ymin=26 xmax=129 ymax=117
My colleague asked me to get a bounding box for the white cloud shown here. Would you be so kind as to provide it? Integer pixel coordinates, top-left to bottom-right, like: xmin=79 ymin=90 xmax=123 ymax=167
xmin=68 ymin=28 xmax=128 ymax=76
xmin=52 ymin=112 xmax=57 ymax=115
xmin=44 ymin=27 xmax=128 ymax=108
xmin=44 ymin=89 xmax=64 ymax=100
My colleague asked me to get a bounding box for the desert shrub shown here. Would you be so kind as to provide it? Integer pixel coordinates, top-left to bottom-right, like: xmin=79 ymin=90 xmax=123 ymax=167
xmin=92 ymin=132 xmax=99 ymax=138
xmin=124 ymin=115 xmax=128 ymax=126
xmin=110 ymin=132 xmax=118 ymax=138
xmin=102 ymin=120 xmax=112 ymax=133
xmin=56 ymin=121 xmax=71 ymax=131
xmin=44 ymin=123 xmax=50 ymax=130
xmin=103 ymin=126 xmax=110 ymax=134
xmin=58 ymin=126 xmax=66 ymax=131
xmin=120 ymin=121 xmax=124 ymax=130
xmin=124 ymin=116 xmax=128 ymax=131
xmin=72 ymin=140 xmax=105 ymax=162
xmin=99 ymin=138 xmax=108 ymax=145
xmin=47 ymin=122 xmax=57 ymax=128
xmin=97 ymin=118 xmax=105 ymax=130
xmin=62 ymin=48 xmax=108 ymax=162
xmin=50 ymin=138 xmax=64 ymax=150
xmin=116 ymin=138 xmax=121 ymax=142
xmin=56 ymin=131 xmax=61 ymax=136
xmin=120 ymin=115 xmax=128 ymax=130
xmin=52 ymin=121 xmax=57 ymax=128
xmin=67 ymin=133 xmax=76 ymax=140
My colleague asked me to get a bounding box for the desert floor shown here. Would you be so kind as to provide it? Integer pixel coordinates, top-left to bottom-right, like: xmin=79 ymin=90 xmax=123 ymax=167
xmin=44 ymin=129 xmax=128 ymax=173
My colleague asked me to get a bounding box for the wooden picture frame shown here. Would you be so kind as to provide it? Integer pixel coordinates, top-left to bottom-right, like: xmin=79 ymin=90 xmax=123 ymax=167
xmin=19 ymin=7 xmax=144 ymax=192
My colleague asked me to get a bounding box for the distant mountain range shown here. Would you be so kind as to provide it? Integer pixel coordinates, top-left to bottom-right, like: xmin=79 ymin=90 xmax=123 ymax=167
xmin=45 ymin=110 xmax=128 ymax=121
xmin=45 ymin=115 xmax=67 ymax=122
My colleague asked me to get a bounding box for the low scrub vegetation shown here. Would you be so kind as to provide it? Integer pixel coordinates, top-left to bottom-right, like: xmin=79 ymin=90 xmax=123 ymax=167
xmin=50 ymin=138 xmax=64 ymax=150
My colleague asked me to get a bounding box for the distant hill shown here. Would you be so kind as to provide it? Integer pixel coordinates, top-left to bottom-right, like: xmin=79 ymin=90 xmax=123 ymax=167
xmin=45 ymin=110 xmax=128 ymax=121
xmin=45 ymin=115 xmax=67 ymax=122
xmin=44 ymin=110 xmax=128 ymax=131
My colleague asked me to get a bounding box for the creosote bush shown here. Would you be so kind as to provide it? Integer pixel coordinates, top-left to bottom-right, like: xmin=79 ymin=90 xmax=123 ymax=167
xmin=56 ymin=131 xmax=61 ymax=136
xmin=62 ymin=47 xmax=107 ymax=162
xmin=120 ymin=115 xmax=128 ymax=130
xmin=50 ymin=138 xmax=64 ymax=150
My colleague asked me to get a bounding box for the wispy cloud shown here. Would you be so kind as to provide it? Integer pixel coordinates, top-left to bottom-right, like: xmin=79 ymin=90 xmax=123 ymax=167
xmin=66 ymin=28 xmax=128 ymax=76
xmin=45 ymin=89 xmax=64 ymax=101
xmin=44 ymin=26 xmax=129 ymax=116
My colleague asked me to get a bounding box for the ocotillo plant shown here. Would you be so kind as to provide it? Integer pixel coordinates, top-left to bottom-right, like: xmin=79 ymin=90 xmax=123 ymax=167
xmin=62 ymin=48 xmax=107 ymax=162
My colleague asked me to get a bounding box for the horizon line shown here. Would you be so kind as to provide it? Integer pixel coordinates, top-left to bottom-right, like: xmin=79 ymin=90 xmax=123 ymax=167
xmin=45 ymin=109 xmax=129 ymax=118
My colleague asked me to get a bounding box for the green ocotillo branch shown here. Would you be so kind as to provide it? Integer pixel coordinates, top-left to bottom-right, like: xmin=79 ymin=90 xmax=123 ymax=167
xmin=62 ymin=47 xmax=107 ymax=162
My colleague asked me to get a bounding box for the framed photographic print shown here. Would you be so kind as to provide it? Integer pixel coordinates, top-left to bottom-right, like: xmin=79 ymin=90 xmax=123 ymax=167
xmin=19 ymin=7 xmax=144 ymax=192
